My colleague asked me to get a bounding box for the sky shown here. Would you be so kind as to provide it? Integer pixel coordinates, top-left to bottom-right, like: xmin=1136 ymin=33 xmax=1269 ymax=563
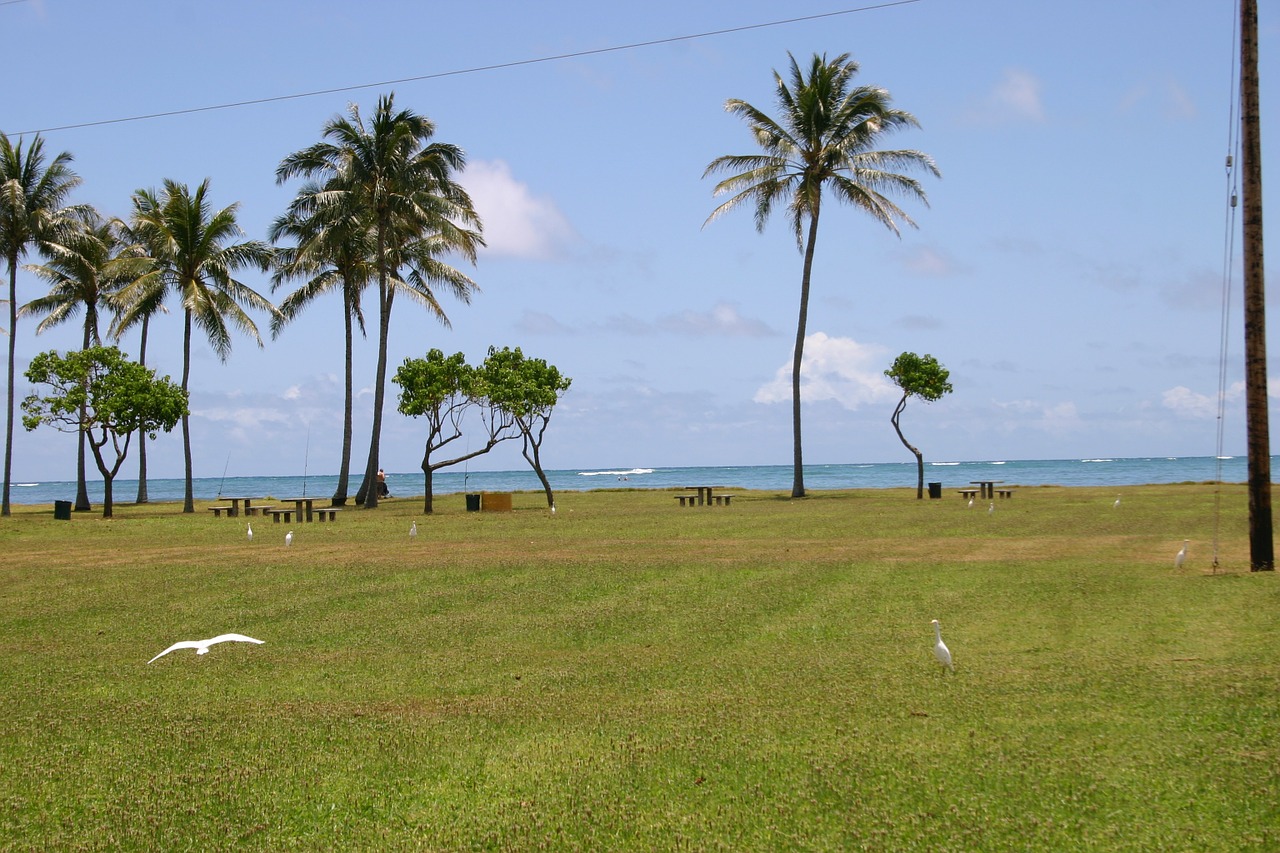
xmin=4 ymin=0 xmax=1278 ymax=482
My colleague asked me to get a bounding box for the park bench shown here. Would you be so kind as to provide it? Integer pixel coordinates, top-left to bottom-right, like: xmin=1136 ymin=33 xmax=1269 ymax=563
xmin=207 ymin=506 xmax=233 ymax=518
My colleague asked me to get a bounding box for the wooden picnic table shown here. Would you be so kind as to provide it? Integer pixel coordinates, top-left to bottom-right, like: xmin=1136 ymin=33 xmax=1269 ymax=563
xmin=215 ymin=496 xmax=257 ymax=518
xmin=279 ymin=496 xmax=322 ymax=523
xmin=970 ymin=480 xmax=1004 ymax=500
xmin=683 ymin=486 xmax=733 ymax=506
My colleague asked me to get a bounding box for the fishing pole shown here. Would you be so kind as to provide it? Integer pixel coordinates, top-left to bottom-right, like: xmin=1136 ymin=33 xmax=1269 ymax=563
xmin=217 ymin=452 xmax=230 ymax=497
xmin=301 ymin=427 xmax=311 ymax=497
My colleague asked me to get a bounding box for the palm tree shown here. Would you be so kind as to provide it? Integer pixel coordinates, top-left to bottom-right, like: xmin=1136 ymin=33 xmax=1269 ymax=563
xmin=276 ymin=92 xmax=482 ymax=509
xmin=704 ymin=53 xmax=939 ymax=498
xmin=21 ymin=208 xmax=150 ymax=510
xmin=0 ymin=132 xmax=81 ymax=516
xmin=269 ymin=182 xmax=373 ymax=506
xmin=118 ymin=178 xmax=276 ymax=513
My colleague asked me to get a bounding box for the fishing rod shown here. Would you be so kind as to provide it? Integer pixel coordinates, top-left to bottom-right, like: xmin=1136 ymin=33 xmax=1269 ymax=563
xmin=301 ymin=427 xmax=311 ymax=497
xmin=217 ymin=452 xmax=230 ymax=497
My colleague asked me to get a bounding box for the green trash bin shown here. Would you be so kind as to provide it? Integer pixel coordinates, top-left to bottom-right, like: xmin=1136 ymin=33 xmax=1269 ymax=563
xmin=465 ymin=493 xmax=481 ymax=512
xmin=53 ymin=500 xmax=72 ymax=520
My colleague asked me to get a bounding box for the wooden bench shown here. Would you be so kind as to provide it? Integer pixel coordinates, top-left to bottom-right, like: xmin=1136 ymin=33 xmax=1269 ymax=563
xmin=958 ymin=489 xmax=980 ymax=500
xmin=267 ymin=508 xmax=294 ymax=523
xmin=675 ymin=494 xmax=698 ymax=507
xmin=207 ymin=505 xmax=233 ymax=517
xmin=995 ymin=489 xmax=1015 ymax=499
xmin=313 ymin=507 xmax=341 ymax=522
xmin=713 ymin=494 xmax=734 ymax=506
xmin=244 ymin=504 xmax=273 ymax=517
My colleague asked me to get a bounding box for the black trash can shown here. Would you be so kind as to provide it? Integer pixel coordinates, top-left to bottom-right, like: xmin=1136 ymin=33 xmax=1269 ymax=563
xmin=465 ymin=493 xmax=481 ymax=512
xmin=927 ymin=482 xmax=943 ymax=500
xmin=53 ymin=500 xmax=72 ymax=520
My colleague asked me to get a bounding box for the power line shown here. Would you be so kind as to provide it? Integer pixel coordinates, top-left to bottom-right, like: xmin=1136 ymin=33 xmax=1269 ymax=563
xmin=14 ymin=1 xmax=921 ymax=136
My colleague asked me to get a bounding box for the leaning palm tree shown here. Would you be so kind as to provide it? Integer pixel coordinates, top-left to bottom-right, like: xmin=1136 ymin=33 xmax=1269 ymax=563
xmin=276 ymin=92 xmax=482 ymax=509
xmin=704 ymin=53 xmax=939 ymax=498
xmin=21 ymin=208 xmax=151 ymax=510
xmin=118 ymin=178 xmax=276 ymax=513
xmin=269 ymin=181 xmax=373 ymax=506
xmin=0 ymin=132 xmax=82 ymax=516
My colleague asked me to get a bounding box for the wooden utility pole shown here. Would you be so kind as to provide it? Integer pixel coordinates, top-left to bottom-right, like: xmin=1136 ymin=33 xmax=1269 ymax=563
xmin=1240 ymin=0 xmax=1273 ymax=570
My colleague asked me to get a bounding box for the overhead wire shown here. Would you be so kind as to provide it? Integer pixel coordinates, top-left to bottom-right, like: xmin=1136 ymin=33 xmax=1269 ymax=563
xmin=13 ymin=1 xmax=921 ymax=136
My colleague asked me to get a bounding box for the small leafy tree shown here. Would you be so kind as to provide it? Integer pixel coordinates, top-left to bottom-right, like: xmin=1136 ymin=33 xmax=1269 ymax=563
xmin=22 ymin=346 xmax=187 ymax=517
xmin=481 ymin=346 xmax=571 ymax=510
xmin=885 ymin=352 xmax=953 ymax=499
xmin=394 ymin=349 xmax=517 ymax=514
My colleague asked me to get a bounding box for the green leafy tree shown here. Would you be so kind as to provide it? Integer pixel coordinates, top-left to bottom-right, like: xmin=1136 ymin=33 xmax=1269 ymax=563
xmin=22 ymin=346 xmax=187 ymax=518
xmin=481 ymin=346 xmax=571 ymax=510
xmin=395 ymin=349 xmax=517 ymax=514
xmin=704 ymin=53 xmax=939 ymax=498
xmin=0 ymin=131 xmax=82 ymax=516
xmin=22 ymin=208 xmax=150 ymax=511
xmin=269 ymin=183 xmax=373 ymax=506
xmin=276 ymin=93 xmax=483 ymax=510
xmin=116 ymin=178 xmax=276 ymax=513
xmin=885 ymin=352 xmax=953 ymax=499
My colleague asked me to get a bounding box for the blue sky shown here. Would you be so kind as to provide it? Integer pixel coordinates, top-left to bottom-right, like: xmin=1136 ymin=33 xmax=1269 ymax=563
xmin=5 ymin=0 xmax=1277 ymax=481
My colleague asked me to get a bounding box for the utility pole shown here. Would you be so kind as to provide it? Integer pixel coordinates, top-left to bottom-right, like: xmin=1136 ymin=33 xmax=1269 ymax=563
xmin=1240 ymin=0 xmax=1273 ymax=570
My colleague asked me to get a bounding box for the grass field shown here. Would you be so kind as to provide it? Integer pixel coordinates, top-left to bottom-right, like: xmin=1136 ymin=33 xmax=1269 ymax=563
xmin=1 ymin=484 xmax=1277 ymax=850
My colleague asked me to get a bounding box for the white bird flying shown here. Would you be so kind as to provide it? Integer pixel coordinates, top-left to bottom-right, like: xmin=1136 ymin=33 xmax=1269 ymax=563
xmin=409 ymin=521 xmax=417 ymax=538
xmin=148 ymin=633 xmax=265 ymax=664
xmin=931 ymin=619 xmax=954 ymax=673
xmin=246 ymin=522 xmax=253 ymax=541
xmin=1175 ymin=540 xmax=1188 ymax=568
xmin=285 ymin=530 xmax=294 ymax=547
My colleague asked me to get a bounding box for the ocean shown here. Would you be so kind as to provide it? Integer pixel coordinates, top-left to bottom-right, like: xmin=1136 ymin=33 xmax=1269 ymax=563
xmin=6 ymin=456 xmax=1250 ymax=506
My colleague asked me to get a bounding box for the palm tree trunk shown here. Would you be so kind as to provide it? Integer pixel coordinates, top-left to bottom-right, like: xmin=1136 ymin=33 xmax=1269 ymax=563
xmin=135 ymin=315 xmax=150 ymax=504
xmin=74 ymin=322 xmax=92 ymax=511
xmin=3 ymin=260 xmax=16 ymax=516
xmin=333 ymin=298 xmax=354 ymax=506
xmin=790 ymin=202 xmax=822 ymax=498
xmin=357 ymin=268 xmax=393 ymax=508
xmin=181 ymin=310 xmax=195 ymax=513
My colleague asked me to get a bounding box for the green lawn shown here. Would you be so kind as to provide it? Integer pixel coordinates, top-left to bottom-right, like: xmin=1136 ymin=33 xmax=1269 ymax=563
xmin=1 ymin=485 xmax=1277 ymax=850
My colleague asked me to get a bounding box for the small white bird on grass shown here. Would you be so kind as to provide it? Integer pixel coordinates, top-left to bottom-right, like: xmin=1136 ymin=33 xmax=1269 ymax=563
xmin=246 ymin=522 xmax=253 ymax=542
xmin=1113 ymin=495 xmax=1122 ymax=509
xmin=967 ymin=497 xmax=974 ymax=509
xmin=988 ymin=502 xmax=995 ymax=514
xmin=931 ymin=619 xmax=954 ymax=674
xmin=1175 ymin=539 xmax=1189 ymax=568
xmin=285 ymin=530 xmax=294 ymax=547
xmin=409 ymin=521 xmax=417 ymax=538
xmin=148 ymin=633 xmax=265 ymax=664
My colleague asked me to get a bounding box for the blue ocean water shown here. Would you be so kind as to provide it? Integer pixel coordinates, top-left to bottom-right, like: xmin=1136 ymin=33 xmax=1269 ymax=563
xmin=6 ymin=456 xmax=1249 ymax=505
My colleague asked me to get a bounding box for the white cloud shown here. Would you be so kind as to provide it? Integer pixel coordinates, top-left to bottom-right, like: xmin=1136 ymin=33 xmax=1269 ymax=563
xmin=657 ymin=302 xmax=776 ymax=337
xmin=1162 ymin=382 xmax=1247 ymax=419
xmin=463 ymin=159 xmax=576 ymax=260
xmin=966 ymin=68 xmax=1045 ymax=125
xmin=754 ymin=332 xmax=897 ymax=409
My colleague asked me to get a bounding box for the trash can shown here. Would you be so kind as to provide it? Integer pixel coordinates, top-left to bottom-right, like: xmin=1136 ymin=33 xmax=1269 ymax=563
xmin=927 ymin=482 xmax=943 ymax=500
xmin=53 ymin=500 xmax=72 ymax=520
xmin=465 ymin=493 xmax=481 ymax=512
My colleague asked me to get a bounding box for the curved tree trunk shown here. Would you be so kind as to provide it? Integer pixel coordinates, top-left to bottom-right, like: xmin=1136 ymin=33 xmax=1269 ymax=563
xmin=890 ymin=394 xmax=925 ymax=499
xmin=790 ymin=200 xmax=822 ymax=499
xmin=181 ymin=310 xmax=194 ymax=513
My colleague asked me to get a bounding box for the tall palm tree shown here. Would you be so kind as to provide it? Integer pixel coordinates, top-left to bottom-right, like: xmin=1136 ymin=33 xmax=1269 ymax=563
xmin=704 ymin=53 xmax=939 ymax=498
xmin=269 ymin=182 xmax=373 ymax=506
xmin=118 ymin=178 xmax=276 ymax=513
xmin=276 ymin=92 xmax=482 ymax=509
xmin=0 ymin=132 xmax=81 ymax=516
xmin=21 ymin=208 xmax=150 ymax=510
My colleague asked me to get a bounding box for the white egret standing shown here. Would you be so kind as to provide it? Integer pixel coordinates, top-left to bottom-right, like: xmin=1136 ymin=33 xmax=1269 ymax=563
xmin=285 ymin=530 xmax=294 ymax=547
xmin=988 ymin=502 xmax=994 ymax=514
xmin=1174 ymin=540 xmax=1188 ymax=568
xmin=148 ymin=633 xmax=265 ymax=664
xmin=1113 ymin=495 xmax=1121 ymax=509
xmin=246 ymin=522 xmax=253 ymax=541
xmin=967 ymin=497 xmax=974 ymax=509
xmin=409 ymin=521 xmax=417 ymax=538
xmin=931 ymin=619 xmax=954 ymax=673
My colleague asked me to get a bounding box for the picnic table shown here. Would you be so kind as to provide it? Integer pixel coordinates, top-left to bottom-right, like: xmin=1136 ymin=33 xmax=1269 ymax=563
xmin=214 ymin=496 xmax=256 ymax=518
xmin=970 ymin=480 xmax=1003 ymax=500
xmin=279 ymin=496 xmax=321 ymax=523
xmin=678 ymin=486 xmax=732 ymax=507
